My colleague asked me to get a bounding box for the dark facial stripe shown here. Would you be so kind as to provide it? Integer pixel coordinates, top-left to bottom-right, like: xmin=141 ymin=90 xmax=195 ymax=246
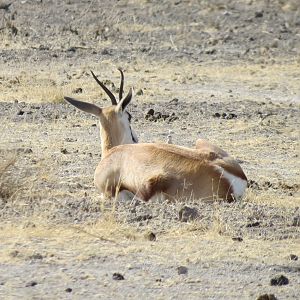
xmin=126 ymin=111 xmax=137 ymax=143
xmin=129 ymin=125 xmax=138 ymax=143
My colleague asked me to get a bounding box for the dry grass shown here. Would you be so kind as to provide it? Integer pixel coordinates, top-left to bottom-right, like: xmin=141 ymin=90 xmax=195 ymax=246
xmin=0 ymin=59 xmax=299 ymax=104
xmin=0 ymin=153 xmax=17 ymax=200
xmin=1 ymin=213 xmax=298 ymax=265
xmin=244 ymin=188 xmax=300 ymax=208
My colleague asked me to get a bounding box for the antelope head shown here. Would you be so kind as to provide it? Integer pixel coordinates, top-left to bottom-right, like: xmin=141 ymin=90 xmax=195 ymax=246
xmin=64 ymin=69 xmax=138 ymax=158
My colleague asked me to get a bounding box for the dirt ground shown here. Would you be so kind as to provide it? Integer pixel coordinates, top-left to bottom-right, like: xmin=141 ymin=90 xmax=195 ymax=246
xmin=0 ymin=0 xmax=300 ymax=299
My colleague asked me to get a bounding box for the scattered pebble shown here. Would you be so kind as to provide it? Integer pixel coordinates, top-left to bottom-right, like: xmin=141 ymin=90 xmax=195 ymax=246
xmin=17 ymin=110 xmax=25 ymax=116
xmin=65 ymin=137 xmax=76 ymax=142
xmin=232 ymin=237 xmax=243 ymax=242
xmin=0 ymin=2 xmax=12 ymax=10
xmin=65 ymin=288 xmax=72 ymax=293
xmin=213 ymin=112 xmax=237 ymax=119
xmin=28 ymin=253 xmax=43 ymax=260
xmin=136 ymin=89 xmax=143 ymax=96
xmin=177 ymin=266 xmax=188 ymax=275
xmin=24 ymin=148 xmax=33 ymax=154
xmin=25 ymin=281 xmax=38 ymax=287
xmin=169 ymin=98 xmax=179 ymax=104
xmin=270 ymin=39 xmax=279 ymax=48
xmin=145 ymin=108 xmax=154 ymax=118
xmin=72 ymin=87 xmax=83 ymax=94
xmin=246 ymin=221 xmax=260 ymax=228
xmin=67 ymin=47 xmax=76 ymax=52
xmin=255 ymin=11 xmax=264 ymax=18
xmin=61 ymin=148 xmax=70 ymax=154
xmin=132 ymin=214 xmax=153 ymax=222
xmin=178 ymin=206 xmax=199 ymax=222
xmin=112 ymin=273 xmax=125 ymax=280
xmin=292 ymin=216 xmax=300 ymax=226
xmin=17 ymin=148 xmax=33 ymax=154
xmin=270 ymin=275 xmax=289 ymax=286
xmin=101 ymin=49 xmax=110 ymax=55
xmin=290 ymin=254 xmax=298 ymax=261
xmin=145 ymin=232 xmax=156 ymax=241
xmin=145 ymin=108 xmax=177 ymax=122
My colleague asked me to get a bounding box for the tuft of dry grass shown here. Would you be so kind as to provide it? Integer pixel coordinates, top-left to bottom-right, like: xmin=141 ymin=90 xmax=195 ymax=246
xmin=0 ymin=153 xmax=18 ymax=201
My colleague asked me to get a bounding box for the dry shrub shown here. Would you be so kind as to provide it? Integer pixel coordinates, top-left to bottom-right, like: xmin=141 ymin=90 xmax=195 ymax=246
xmin=0 ymin=153 xmax=17 ymax=201
xmin=85 ymin=195 xmax=140 ymax=241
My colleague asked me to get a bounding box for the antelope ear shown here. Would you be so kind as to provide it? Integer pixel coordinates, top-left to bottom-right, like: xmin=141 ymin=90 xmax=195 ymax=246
xmin=64 ymin=97 xmax=102 ymax=116
xmin=117 ymin=88 xmax=133 ymax=113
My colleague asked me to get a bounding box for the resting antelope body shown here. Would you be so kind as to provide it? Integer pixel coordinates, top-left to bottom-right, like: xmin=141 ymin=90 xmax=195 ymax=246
xmin=65 ymin=70 xmax=247 ymax=202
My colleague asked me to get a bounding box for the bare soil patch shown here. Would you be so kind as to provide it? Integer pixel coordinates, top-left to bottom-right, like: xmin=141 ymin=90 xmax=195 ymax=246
xmin=0 ymin=0 xmax=299 ymax=299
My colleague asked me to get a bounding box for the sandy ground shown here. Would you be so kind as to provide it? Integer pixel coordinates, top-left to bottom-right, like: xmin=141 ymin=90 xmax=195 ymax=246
xmin=0 ymin=0 xmax=300 ymax=299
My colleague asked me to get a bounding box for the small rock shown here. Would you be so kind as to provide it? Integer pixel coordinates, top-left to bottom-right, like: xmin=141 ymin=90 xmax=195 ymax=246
xmin=112 ymin=273 xmax=124 ymax=280
xmin=145 ymin=108 xmax=154 ymax=118
xmin=179 ymin=206 xmax=199 ymax=222
xmin=24 ymin=148 xmax=33 ymax=154
xmin=213 ymin=112 xmax=221 ymax=118
xmin=292 ymin=216 xmax=300 ymax=226
xmin=169 ymin=98 xmax=179 ymax=104
xmin=270 ymin=275 xmax=289 ymax=286
xmin=0 ymin=3 xmax=12 ymax=10
xmin=145 ymin=232 xmax=156 ymax=241
xmin=22 ymin=221 xmax=36 ymax=228
xmin=65 ymin=288 xmax=72 ymax=293
xmin=154 ymin=111 xmax=162 ymax=119
xmin=67 ymin=47 xmax=76 ymax=52
xmin=101 ymin=48 xmax=110 ymax=55
xmin=168 ymin=115 xmax=178 ymax=122
xmin=17 ymin=110 xmax=25 ymax=116
xmin=226 ymin=113 xmax=237 ymax=119
xmin=72 ymin=87 xmax=82 ymax=94
xmin=205 ymin=48 xmax=216 ymax=55
xmin=232 ymin=237 xmax=243 ymax=242
xmin=290 ymin=254 xmax=298 ymax=261
xmin=136 ymin=89 xmax=143 ymax=96
xmin=161 ymin=113 xmax=169 ymax=120
xmin=133 ymin=214 xmax=153 ymax=222
xmin=257 ymin=294 xmax=277 ymax=300
xmin=61 ymin=148 xmax=69 ymax=154
xmin=246 ymin=221 xmax=260 ymax=228
xmin=270 ymin=39 xmax=279 ymax=48
xmin=28 ymin=253 xmax=43 ymax=260
xmin=255 ymin=11 xmax=263 ymax=18
xmin=65 ymin=138 xmax=76 ymax=142
xmin=177 ymin=266 xmax=188 ymax=275
xmin=26 ymin=281 xmax=38 ymax=287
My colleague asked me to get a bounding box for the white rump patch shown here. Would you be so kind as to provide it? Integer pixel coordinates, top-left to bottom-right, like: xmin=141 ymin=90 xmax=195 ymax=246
xmin=215 ymin=166 xmax=247 ymax=199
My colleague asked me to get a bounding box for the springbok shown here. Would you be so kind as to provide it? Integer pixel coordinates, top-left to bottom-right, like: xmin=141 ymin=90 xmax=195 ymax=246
xmin=65 ymin=70 xmax=247 ymax=202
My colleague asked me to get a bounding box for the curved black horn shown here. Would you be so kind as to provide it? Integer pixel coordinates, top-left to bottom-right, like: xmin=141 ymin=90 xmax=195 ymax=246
xmin=90 ymin=70 xmax=117 ymax=105
xmin=118 ymin=68 xmax=124 ymax=101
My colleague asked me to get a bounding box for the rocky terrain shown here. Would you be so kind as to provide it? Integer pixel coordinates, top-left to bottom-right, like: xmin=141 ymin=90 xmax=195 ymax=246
xmin=0 ymin=0 xmax=299 ymax=299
